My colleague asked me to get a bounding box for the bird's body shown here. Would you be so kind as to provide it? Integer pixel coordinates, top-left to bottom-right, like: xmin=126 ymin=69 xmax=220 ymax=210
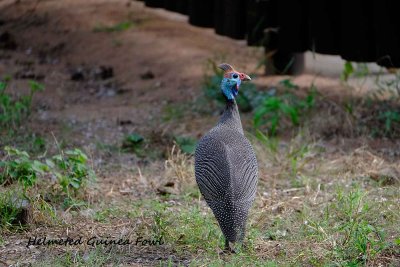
xmin=194 ymin=63 xmax=258 ymax=251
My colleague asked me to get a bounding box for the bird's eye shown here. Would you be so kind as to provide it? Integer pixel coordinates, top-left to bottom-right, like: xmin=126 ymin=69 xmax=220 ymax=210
xmin=232 ymin=73 xmax=238 ymax=79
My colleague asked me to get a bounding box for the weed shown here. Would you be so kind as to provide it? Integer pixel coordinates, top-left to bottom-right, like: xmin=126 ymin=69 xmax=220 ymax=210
xmin=162 ymin=103 xmax=187 ymax=122
xmin=50 ymin=148 xmax=95 ymax=197
xmin=1 ymin=146 xmax=95 ymax=208
xmin=122 ymin=132 xmax=144 ymax=155
xmin=33 ymin=247 xmax=117 ymax=267
xmin=341 ymin=61 xmax=370 ymax=82
xmin=174 ymin=136 xmax=197 ymax=155
xmin=93 ymin=206 xmax=120 ymax=223
xmin=121 ymin=131 xmax=179 ymax=159
xmin=378 ymin=110 xmax=400 ymax=135
xmin=0 ymin=189 xmax=24 ymax=228
xmin=341 ymin=61 xmax=355 ymax=82
xmin=254 ymin=129 xmax=279 ymax=154
xmin=0 ymin=146 xmax=48 ymax=189
xmin=253 ymin=80 xmax=316 ymax=135
xmin=0 ymin=79 xmax=44 ymax=131
xmin=339 ymin=62 xmax=400 ymax=138
xmin=93 ymin=21 xmax=135 ymax=32
xmin=0 ymin=132 xmax=47 ymax=156
xmin=303 ymin=187 xmax=388 ymax=265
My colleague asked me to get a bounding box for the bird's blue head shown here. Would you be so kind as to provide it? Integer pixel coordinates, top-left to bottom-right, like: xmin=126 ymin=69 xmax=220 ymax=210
xmin=219 ymin=63 xmax=251 ymax=101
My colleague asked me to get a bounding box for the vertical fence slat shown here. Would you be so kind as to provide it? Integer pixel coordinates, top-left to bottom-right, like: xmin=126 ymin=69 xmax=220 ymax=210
xmin=223 ymin=0 xmax=246 ymax=39
xmin=214 ymin=0 xmax=246 ymax=39
xmin=246 ymin=0 xmax=277 ymax=46
xmin=164 ymin=0 xmax=177 ymax=12
xmin=214 ymin=0 xmax=224 ymax=35
xmin=340 ymin=0 xmax=375 ymax=62
xmin=373 ymin=0 xmax=400 ymax=67
xmin=176 ymin=0 xmax=188 ymax=15
xmin=307 ymin=0 xmax=340 ymax=55
xmin=144 ymin=0 xmax=164 ymax=8
xmin=188 ymin=0 xmax=214 ymax=28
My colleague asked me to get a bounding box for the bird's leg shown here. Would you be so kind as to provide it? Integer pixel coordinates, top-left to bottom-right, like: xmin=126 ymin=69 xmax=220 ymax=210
xmin=222 ymin=239 xmax=236 ymax=254
xmin=224 ymin=239 xmax=230 ymax=251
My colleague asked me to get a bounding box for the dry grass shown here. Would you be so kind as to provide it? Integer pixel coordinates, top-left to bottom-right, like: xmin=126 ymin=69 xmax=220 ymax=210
xmin=1 ymin=126 xmax=399 ymax=266
xmin=164 ymin=144 xmax=196 ymax=193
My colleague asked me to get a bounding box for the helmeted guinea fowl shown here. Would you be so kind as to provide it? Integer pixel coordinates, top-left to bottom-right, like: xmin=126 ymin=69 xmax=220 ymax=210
xmin=195 ymin=63 xmax=258 ymax=252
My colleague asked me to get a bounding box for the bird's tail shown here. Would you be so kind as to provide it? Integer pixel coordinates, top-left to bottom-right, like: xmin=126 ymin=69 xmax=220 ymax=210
xmin=208 ymin=200 xmax=250 ymax=243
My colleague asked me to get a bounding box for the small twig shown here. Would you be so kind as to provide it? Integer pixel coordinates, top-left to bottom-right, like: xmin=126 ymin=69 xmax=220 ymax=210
xmin=313 ymin=183 xmax=321 ymax=203
xmin=51 ymin=131 xmax=63 ymax=157
xmin=137 ymin=166 xmax=147 ymax=187
xmin=282 ymin=187 xmax=305 ymax=193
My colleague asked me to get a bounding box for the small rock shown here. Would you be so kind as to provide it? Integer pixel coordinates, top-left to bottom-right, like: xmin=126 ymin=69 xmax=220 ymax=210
xmin=116 ymin=88 xmax=129 ymax=94
xmin=0 ymin=31 xmax=17 ymax=50
xmin=140 ymin=70 xmax=155 ymax=80
xmin=118 ymin=119 xmax=133 ymax=125
xmin=105 ymin=89 xmax=116 ymax=97
xmin=157 ymin=183 xmax=179 ymax=195
xmin=14 ymin=69 xmax=45 ymax=80
xmin=93 ymin=65 xmax=113 ymax=80
xmin=164 ymin=181 xmax=175 ymax=187
xmin=71 ymin=67 xmax=85 ymax=81
xmin=9 ymin=197 xmax=30 ymax=225
xmin=369 ymin=167 xmax=400 ymax=185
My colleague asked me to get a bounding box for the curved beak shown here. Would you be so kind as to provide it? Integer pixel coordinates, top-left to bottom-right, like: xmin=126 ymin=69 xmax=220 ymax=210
xmin=242 ymin=74 xmax=251 ymax=81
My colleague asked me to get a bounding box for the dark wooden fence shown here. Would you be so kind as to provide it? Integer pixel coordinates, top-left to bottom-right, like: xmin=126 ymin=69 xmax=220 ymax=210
xmin=138 ymin=0 xmax=400 ymax=73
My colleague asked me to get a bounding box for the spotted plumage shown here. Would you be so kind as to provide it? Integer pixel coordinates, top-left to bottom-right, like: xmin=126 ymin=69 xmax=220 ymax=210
xmin=195 ymin=63 xmax=258 ymax=252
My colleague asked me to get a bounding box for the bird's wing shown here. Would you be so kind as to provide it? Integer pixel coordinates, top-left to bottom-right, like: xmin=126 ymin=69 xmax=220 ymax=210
xmin=195 ymin=137 xmax=232 ymax=202
xmin=226 ymin=138 xmax=258 ymax=202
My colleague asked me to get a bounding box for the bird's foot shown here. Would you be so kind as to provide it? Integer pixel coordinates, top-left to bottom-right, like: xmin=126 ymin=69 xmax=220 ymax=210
xmin=219 ymin=247 xmax=236 ymax=254
xmin=221 ymin=240 xmax=237 ymax=254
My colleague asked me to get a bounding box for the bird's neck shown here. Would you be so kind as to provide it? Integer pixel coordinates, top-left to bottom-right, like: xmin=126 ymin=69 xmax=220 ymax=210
xmin=218 ymin=99 xmax=244 ymax=134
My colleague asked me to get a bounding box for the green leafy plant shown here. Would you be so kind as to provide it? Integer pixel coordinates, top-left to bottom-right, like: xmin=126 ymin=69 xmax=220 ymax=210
xmin=0 ymin=146 xmax=48 ymax=189
xmin=1 ymin=146 xmax=95 ymax=203
xmin=93 ymin=21 xmax=135 ymax=32
xmin=341 ymin=61 xmax=354 ymax=82
xmin=49 ymin=148 xmax=95 ymax=197
xmin=122 ymin=133 xmax=145 ymax=155
xmin=0 ymin=79 xmax=44 ymax=130
xmin=174 ymin=136 xmax=197 ymax=154
xmin=253 ymin=80 xmax=316 ymax=135
xmin=341 ymin=61 xmax=370 ymax=82
xmin=0 ymin=189 xmax=24 ymax=228
xmin=378 ymin=110 xmax=400 ymax=135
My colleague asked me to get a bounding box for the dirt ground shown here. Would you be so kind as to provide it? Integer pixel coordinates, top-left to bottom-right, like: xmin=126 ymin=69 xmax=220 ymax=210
xmin=0 ymin=0 xmax=399 ymax=266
